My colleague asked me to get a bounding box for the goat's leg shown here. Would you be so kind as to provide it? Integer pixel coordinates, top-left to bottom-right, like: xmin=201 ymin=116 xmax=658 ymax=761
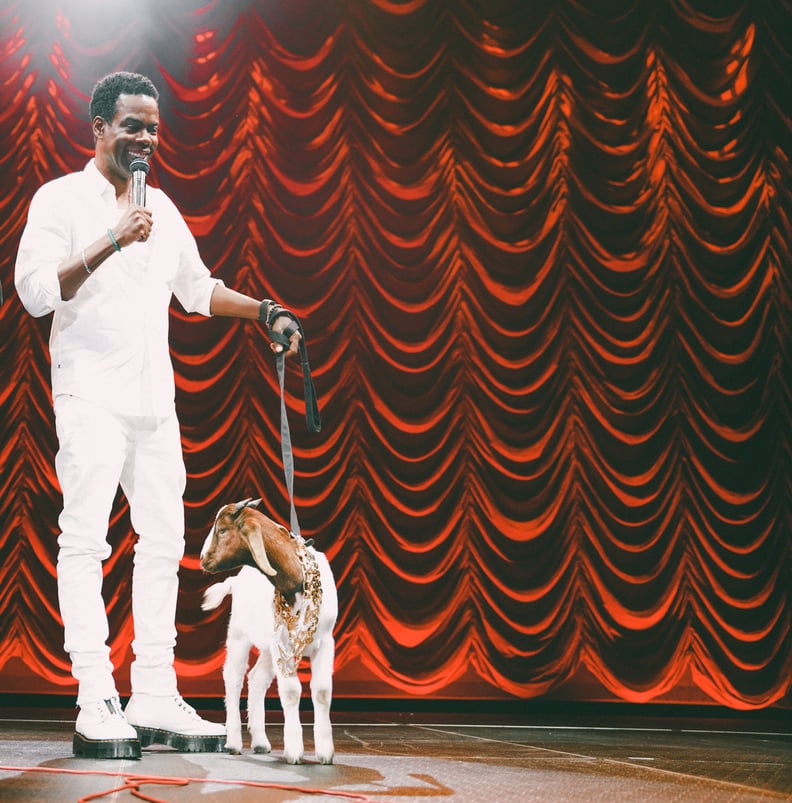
xmin=276 ymin=669 xmax=304 ymax=764
xmin=246 ymin=651 xmax=274 ymax=754
xmin=222 ymin=635 xmax=251 ymax=754
xmin=309 ymin=638 xmax=335 ymax=764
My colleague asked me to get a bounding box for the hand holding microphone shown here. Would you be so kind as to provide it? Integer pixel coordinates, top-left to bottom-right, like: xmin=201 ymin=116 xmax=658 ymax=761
xmin=127 ymin=158 xmax=152 ymax=242
xmin=130 ymin=158 xmax=149 ymax=207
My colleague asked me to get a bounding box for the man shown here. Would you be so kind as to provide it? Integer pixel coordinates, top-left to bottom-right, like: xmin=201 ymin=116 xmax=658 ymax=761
xmin=14 ymin=72 xmax=301 ymax=759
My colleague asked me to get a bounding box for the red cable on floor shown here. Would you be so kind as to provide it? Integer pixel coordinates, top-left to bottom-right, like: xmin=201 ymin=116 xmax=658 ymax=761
xmin=0 ymin=765 xmax=386 ymax=803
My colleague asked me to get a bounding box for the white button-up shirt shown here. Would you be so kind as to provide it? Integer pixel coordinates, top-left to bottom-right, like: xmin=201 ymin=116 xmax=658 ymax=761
xmin=15 ymin=160 xmax=222 ymax=417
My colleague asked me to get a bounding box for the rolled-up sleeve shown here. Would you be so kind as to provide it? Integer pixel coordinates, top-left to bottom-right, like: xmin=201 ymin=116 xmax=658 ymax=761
xmin=168 ymin=207 xmax=224 ymax=316
xmin=14 ymin=188 xmax=69 ymax=318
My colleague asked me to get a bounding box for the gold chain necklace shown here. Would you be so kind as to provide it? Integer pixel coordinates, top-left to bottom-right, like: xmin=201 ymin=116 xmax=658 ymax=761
xmin=273 ymin=544 xmax=323 ymax=677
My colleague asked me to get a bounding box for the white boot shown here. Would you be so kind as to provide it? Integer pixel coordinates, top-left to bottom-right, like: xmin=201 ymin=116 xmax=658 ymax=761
xmin=73 ymin=696 xmax=141 ymax=759
xmin=125 ymin=694 xmax=225 ymax=752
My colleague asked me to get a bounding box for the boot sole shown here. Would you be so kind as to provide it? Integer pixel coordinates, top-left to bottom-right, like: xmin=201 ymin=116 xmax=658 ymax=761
xmin=73 ymin=732 xmax=141 ymax=760
xmin=134 ymin=726 xmax=225 ymax=753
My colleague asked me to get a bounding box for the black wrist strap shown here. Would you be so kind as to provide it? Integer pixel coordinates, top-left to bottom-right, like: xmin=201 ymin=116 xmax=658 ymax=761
xmin=258 ymin=299 xmax=275 ymax=322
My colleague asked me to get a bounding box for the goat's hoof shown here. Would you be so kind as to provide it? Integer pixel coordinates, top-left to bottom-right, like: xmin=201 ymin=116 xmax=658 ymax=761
xmin=224 ymin=744 xmax=242 ymax=755
xmin=253 ymin=743 xmax=271 ymax=755
xmin=284 ymin=753 xmax=304 ymax=765
xmin=317 ymin=753 xmax=334 ymax=765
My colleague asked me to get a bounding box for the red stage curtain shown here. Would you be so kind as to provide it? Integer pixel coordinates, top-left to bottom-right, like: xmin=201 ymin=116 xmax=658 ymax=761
xmin=0 ymin=0 xmax=790 ymax=709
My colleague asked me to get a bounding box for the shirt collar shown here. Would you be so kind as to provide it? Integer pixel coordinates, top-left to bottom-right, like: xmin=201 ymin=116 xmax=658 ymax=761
xmin=83 ymin=159 xmax=118 ymax=201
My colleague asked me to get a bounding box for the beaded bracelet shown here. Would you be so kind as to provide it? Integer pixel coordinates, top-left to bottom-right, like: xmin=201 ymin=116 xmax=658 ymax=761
xmin=107 ymin=228 xmax=122 ymax=252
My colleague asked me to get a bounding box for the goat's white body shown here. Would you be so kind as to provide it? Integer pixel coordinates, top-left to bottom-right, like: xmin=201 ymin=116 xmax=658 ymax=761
xmin=202 ymin=552 xmax=337 ymax=763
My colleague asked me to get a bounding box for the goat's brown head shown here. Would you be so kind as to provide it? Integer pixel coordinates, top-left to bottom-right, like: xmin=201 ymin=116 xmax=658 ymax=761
xmin=200 ymin=498 xmax=304 ymax=597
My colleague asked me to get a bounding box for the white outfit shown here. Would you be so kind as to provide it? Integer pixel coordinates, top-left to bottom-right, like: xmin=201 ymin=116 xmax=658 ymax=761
xmin=15 ymin=160 xmax=222 ymax=707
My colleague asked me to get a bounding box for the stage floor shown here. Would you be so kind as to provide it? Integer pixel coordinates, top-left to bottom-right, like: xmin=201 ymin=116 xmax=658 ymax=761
xmin=0 ymin=705 xmax=790 ymax=802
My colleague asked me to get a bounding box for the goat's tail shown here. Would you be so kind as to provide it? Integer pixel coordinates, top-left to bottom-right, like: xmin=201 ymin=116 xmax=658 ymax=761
xmin=201 ymin=578 xmax=234 ymax=611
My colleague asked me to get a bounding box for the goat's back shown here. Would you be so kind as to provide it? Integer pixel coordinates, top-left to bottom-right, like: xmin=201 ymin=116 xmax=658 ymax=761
xmin=209 ymin=550 xmax=337 ymax=652
xmin=223 ymin=566 xmax=277 ymax=648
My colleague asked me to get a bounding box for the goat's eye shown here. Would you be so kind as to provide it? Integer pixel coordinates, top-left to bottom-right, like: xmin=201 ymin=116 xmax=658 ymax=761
xmin=217 ymin=527 xmax=227 ymax=537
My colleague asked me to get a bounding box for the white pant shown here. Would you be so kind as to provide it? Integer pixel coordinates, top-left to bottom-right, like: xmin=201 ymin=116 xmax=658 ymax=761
xmin=54 ymin=395 xmax=187 ymax=707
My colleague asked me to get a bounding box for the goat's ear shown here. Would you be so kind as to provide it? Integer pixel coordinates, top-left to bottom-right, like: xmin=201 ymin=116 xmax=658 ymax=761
xmin=240 ymin=520 xmax=277 ymax=577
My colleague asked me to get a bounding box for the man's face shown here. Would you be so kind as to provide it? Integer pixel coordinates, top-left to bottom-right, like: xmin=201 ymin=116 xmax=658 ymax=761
xmin=94 ymin=92 xmax=159 ymax=186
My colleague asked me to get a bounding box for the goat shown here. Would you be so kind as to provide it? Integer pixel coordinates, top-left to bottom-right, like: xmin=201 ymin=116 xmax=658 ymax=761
xmin=200 ymin=498 xmax=337 ymax=764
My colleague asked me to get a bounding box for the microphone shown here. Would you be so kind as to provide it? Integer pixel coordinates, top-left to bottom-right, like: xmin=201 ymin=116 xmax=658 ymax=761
xmin=130 ymin=158 xmax=150 ymax=207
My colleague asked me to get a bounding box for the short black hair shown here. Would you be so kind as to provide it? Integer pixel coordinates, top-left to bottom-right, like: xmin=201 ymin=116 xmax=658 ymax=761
xmin=89 ymin=71 xmax=159 ymax=122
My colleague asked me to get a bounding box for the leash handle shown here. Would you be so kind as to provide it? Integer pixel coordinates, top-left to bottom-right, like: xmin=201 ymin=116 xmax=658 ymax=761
xmin=269 ymin=315 xmax=321 ymax=537
xmin=269 ymin=323 xmax=321 ymax=434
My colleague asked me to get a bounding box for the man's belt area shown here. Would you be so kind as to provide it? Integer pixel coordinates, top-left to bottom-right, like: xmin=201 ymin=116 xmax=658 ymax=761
xmin=259 ymin=299 xmax=321 ymax=433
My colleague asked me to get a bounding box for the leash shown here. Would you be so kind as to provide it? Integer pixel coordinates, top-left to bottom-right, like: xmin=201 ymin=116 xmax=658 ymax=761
xmin=269 ymin=317 xmax=320 ymax=537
